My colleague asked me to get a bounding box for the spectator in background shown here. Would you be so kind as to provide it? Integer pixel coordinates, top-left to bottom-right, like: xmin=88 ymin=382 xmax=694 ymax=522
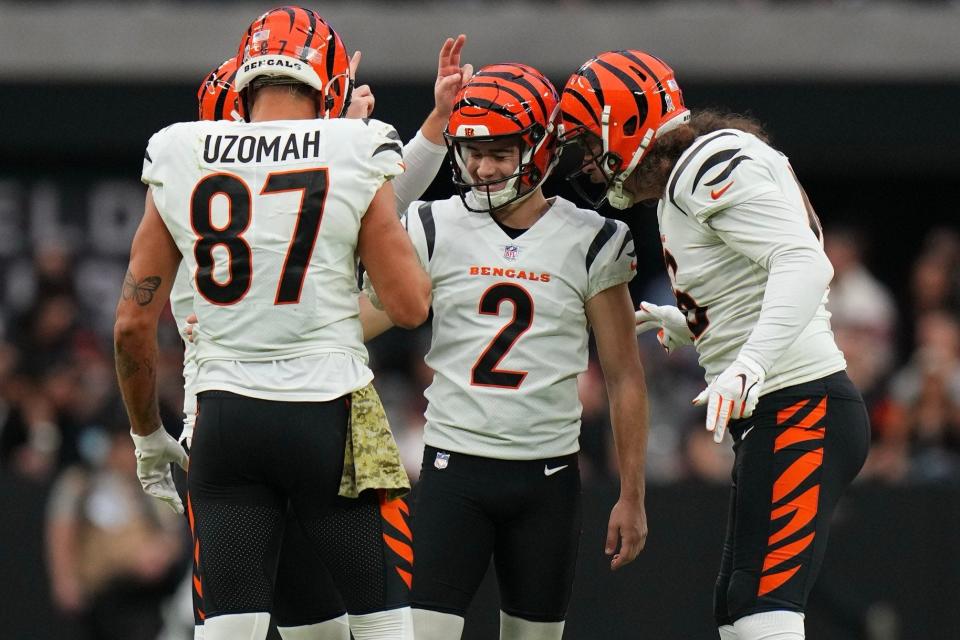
xmin=885 ymin=310 xmax=960 ymax=483
xmin=825 ymin=226 xmax=897 ymax=391
xmin=45 ymin=415 xmax=185 ymax=640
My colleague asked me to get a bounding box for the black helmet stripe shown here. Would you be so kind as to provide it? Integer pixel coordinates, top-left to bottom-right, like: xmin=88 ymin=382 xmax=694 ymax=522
xmin=616 ymin=50 xmax=669 ymax=116
xmin=452 ymin=97 xmax=524 ymax=128
xmin=302 ymin=8 xmax=317 ymax=59
xmin=559 ymin=110 xmax=590 ymax=131
xmin=594 ymin=58 xmax=648 ymax=127
xmin=566 ymin=86 xmax=602 ymax=127
xmin=464 ymin=82 xmax=536 ymax=121
xmin=473 ymin=70 xmax=548 ymax=122
xmin=579 ymin=65 xmax=605 ymax=112
xmin=279 ymin=7 xmax=297 ymax=30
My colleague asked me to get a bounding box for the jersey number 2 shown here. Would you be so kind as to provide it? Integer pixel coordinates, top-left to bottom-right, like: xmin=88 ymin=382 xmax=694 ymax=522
xmin=470 ymin=283 xmax=533 ymax=389
xmin=191 ymin=169 xmax=328 ymax=306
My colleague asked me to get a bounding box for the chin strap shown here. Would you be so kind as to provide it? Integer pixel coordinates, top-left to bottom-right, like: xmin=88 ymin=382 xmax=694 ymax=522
xmin=604 ymin=109 xmax=691 ymax=210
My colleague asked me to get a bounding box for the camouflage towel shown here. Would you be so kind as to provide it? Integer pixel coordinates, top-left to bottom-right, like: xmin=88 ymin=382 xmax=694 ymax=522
xmin=339 ymin=382 xmax=411 ymax=501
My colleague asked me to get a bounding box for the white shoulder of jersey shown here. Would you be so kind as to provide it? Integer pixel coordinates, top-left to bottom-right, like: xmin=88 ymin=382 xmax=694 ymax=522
xmin=665 ymin=129 xmax=780 ymax=224
xmin=401 ymin=196 xmax=464 ymax=267
xmin=550 ymin=196 xmax=638 ymax=298
xmin=141 ymin=121 xmax=198 ymax=187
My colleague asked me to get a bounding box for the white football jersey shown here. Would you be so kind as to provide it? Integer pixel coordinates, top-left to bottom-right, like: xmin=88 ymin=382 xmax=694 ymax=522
xmin=143 ymin=117 xmax=404 ymax=400
xmin=658 ymin=128 xmax=846 ymax=394
xmin=404 ymin=194 xmax=636 ymax=460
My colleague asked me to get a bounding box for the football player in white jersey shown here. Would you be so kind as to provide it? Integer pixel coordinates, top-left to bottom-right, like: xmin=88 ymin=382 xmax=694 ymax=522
xmin=558 ymin=50 xmax=870 ymax=640
xmin=362 ymin=63 xmax=651 ymax=640
xmin=176 ymin=32 xmax=472 ymax=640
xmin=114 ymin=8 xmax=430 ymax=640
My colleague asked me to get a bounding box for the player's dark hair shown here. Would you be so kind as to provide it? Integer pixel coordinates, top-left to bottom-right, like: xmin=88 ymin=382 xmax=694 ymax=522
xmin=246 ymin=77 xmax=317 ymax=113
xmin=635 ymin=110 xmax=771 ymax=199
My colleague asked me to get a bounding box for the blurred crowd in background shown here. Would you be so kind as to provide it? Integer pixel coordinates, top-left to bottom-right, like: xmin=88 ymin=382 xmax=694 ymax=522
xmin=0 ymin=207 xmax=957 ymax=636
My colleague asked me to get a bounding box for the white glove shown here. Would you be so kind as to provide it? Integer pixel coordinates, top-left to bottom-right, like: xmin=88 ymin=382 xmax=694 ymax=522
xmin=362 ymin=270 xmax=385 ymax=311
xmin=634 ymin=302 xmax=693 ymax=353
xmin=131 ymin=426 xmax=189 ymax=514
xmin=692 ymin=356 xmax=765 ymax=443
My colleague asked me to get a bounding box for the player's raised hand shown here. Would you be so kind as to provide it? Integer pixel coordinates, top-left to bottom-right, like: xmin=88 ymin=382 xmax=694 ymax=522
xmin=434 ymin=34 xmax=472 ymax=119
xmin=692 ymin=356 xmax=765 ymax=443
xmin=346 ymin=51 xmax=376 ymax=118
xmin=605 ymin=495 xmax=647 ymax=571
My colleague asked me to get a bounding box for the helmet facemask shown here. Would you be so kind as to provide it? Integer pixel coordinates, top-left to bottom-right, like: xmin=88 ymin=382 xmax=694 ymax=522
xmin=446 ymin=122 xmax=555 ymax=214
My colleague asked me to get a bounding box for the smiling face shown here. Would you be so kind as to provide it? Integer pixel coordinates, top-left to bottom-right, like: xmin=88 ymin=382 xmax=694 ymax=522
xmin=461 ymin=137 xmax=522 ymax=191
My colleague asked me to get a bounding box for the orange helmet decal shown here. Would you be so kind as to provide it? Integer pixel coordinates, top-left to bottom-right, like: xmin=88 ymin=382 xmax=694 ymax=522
xmin=234 ymin=6 xmax=352 ymax=118
xmin=445 ymin=63 xmax=560 ymax=212
xmin=559 ymin=50 xmax=689 ymax=209
xmin=197 ymin=57 xmax=245 ymax=121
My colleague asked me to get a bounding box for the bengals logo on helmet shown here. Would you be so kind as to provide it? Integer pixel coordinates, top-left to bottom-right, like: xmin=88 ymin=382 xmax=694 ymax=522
xmin=444 ymin=62 xmax=561 ymax=213
xmin=558 ymin=50 xmax=689 ymax=209
xmin=233 ymin=6 xmax=352 ymax=118
xmin=197 ymin=57 xmax=245 ymax=122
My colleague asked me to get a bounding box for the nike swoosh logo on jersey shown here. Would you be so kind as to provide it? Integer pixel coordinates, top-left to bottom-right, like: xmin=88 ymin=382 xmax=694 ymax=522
xmin=710 ymin=181 xmax=734 ymax=200
xmin=544 ymin=464 xmax=568 ymax=476
xmin=741 ymin=426 xmax=755 ymax=441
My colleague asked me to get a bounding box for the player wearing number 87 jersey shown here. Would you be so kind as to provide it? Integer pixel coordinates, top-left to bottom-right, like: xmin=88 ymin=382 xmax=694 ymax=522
xmin=114 ymin=8 xmax=429 ymax=640
xmin=362 ymin=63 xmax=652 ymax=640
xmin=559 ymin=50 xmax=870 ymax=640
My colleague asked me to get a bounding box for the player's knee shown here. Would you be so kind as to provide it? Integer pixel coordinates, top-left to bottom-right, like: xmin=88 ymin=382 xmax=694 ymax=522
xmin=726 ymin=569 xmax=760 ymax=621
xmin=412 ymin=607 xmax=465 ymax=640
xmin=499 ymin=611 xmax=565 ymax=640
xmin=732 ymin=610 xmax=804 ymax=640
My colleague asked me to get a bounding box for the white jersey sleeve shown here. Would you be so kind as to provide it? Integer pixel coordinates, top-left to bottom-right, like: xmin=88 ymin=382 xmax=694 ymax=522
xmin=586 ymin=219 xmax=636 ymax=299
xmin=393 ymin=130 xmax=447 ymax=214
xmin=666 ymin=129 xmax=779 ymax=223
xmin=659 ymin=129 xmax=845 ymax=394
xmin=361 ymin=118 xmax=405 ymax=193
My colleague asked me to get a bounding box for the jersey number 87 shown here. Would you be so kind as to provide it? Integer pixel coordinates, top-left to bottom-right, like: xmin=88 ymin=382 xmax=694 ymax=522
xmin=190 ymin=169 xmax=329 ymax=306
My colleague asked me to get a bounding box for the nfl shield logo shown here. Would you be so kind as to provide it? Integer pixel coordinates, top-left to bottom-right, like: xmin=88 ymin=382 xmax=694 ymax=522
xmin=434 ymin=451 xmax=450 ymax=470
xmin=504 ymin=244 xmax=520 ymax=261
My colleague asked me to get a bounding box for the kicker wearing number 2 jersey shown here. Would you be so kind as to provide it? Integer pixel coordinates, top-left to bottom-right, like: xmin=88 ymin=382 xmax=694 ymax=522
xmin=405 ymin=192 xmax=635 ymax=460
xmin=658 ymin=128 xmax=846 ymax=392
xmin=143 ymin=117 xmax=403 ymax=400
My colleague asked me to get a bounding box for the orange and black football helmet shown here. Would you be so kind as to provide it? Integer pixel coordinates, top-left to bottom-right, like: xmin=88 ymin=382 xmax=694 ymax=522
xmin=234 ymin=6 xmax=352 ymax=118
xmin=197 ymin=57 xmax=245 ymax=122
xmin=444 ymin=63 xmax=560 ymax=213
xmin=558 ymin=50 xmax=689 ymax=209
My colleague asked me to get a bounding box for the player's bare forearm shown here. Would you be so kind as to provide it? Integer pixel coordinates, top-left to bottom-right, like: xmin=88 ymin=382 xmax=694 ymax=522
xmin=607 ymin=371 xmax=649 ymax=502
xmin=114 ymin=189 xmax=181 ymax=436
xmin=115 ymin=307 xmax=162 ymax=437
xmin=587 ymin=284 xmax=650 ymax=499
xmin=359 ymin=293 xmax=396 ymax=341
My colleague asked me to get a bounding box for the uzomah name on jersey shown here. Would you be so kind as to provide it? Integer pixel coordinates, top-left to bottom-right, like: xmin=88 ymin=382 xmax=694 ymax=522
xmin=203 ymin=130 xmax=321 ymax=164
xmin=469 ymin=265 xmax=551 ymax=282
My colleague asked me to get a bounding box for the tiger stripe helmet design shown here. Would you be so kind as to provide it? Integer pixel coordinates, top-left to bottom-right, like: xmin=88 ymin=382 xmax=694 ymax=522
xmin=234 ymin=6 xmax=352 ymax=118
xmin=559 ymin=50 xmax=689 ymax=209
xmin=444 ymin=62 xmax=560 ymax=213
xmin=197 ymin=57 xmax=245 ymax=122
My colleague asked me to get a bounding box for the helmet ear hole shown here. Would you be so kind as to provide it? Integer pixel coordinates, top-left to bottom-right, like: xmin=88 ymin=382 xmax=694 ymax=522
xmin=623 ymin=115 xmax=638 ymax=137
